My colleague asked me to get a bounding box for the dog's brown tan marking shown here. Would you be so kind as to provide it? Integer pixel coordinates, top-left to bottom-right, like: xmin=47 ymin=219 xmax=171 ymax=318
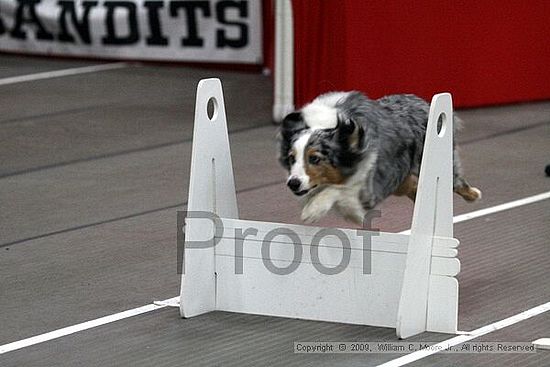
xmin=305 ymin=148 xmax=345 ymax=186
xmin=394 ymin=174 xmax=418 ymax=201
xmin=455 ymin=185 xmax=482 ymax=202
xmin=394 ymin=175 xmax=481 ymax=203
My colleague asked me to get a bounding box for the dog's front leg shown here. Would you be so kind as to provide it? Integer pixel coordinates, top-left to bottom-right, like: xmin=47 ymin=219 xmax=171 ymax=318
xmin=301 ymin=188 xmax=340 ymax=223
xmin=335 ymin=201 xmax=366 ymax=226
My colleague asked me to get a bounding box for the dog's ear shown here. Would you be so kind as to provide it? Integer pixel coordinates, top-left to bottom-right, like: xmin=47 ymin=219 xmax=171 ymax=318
xmin=281 ymin=111 xmax=305 ymax=137
xmin=277 ymin=111 xmax=305 ymax=170
xmin=335 ymin=116 xmax=363 ymax=150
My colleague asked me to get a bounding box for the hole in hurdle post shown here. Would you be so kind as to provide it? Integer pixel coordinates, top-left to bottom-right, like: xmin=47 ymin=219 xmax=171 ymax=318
xmin=437 ymin=113 xmax=446 ymax=137
xmin=207 ymin=97 xmax=218 ymax=121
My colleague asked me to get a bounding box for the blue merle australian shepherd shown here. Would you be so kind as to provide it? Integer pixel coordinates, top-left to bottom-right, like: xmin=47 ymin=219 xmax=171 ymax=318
xmin=277 ymin=91 xmax=481 ymax=225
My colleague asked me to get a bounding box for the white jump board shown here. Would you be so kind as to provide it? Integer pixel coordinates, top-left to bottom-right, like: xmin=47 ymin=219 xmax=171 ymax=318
xmin=212 ymin=217 xmax=459 ymax=330
xmin=180 ymin=78 xmax=460 ymax=338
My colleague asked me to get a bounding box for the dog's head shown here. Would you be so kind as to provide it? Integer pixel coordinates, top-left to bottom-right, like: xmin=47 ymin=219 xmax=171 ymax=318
xmin=277 ymin=108 xmax=364 ymax=196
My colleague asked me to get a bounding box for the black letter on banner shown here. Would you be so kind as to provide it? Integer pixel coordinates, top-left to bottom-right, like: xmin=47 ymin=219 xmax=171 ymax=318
xmin=261 ymin=228 xmax=302 ymax=275
xmin=10 ymin=0 xmax=54 ymax=40
xmin=102 ymin=1 xmax=139 ymax=45
xmin=310 ymin=228 xmax=351 ymax=275
xmin=234 ymin=227 xmax=258 ymax=275
xmin=170 ymin=1 xmax=211 ymax=47
xmin=57 ymin=1 xmax=98 ymax=44
xmin=144 ymin=1 xmax=168 ymax=46
xmin=216 ymin=0 xmax=248 ymax=48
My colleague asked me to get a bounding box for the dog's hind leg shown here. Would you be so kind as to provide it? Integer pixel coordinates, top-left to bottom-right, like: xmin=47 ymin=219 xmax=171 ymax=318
xmin=453 ymin=149 xmax=482 ymax=202
xmin=393 ymin=175 xmax=418 ymax=202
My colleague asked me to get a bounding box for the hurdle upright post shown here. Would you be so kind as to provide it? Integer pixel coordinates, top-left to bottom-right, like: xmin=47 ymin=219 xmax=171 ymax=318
xmin=180 ymin=78 xmax=239 ymax=318
xmin=396 ymin=93 xmax=457 ymax=338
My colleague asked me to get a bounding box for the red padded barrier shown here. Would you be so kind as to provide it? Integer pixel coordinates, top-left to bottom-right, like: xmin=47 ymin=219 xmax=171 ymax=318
xmin=292 ymin=1 xmax=550 ymax=107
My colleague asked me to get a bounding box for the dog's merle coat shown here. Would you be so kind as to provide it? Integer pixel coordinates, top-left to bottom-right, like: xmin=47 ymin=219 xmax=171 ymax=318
xmin=278 ymin=91 xmax=481 ymax=224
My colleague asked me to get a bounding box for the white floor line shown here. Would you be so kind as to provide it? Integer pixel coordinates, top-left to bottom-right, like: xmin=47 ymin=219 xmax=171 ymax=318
xmin=0 ymin=191 xmax=549 ymax=355
xmin=375 ymin=301 xmax=550 ymax=367
xmin=452 ymin=190 xmax=550 ymax=224
xmin=0 ymin=62 xmax=131 ymax=86
xmin=0 ymin=297 xmax=179 ymax=355
xmin=399 ymin=190 xmax=550 ymax=235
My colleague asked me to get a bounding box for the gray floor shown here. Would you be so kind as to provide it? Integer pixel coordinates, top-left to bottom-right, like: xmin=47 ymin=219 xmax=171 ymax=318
xmin=0 ymin=54 xmax=549 ymax=366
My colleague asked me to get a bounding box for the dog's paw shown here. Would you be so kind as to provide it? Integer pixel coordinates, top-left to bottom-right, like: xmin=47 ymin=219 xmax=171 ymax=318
xmin=342 ymin=211 xmax=366 ymax=226
xmin=302 ymin=204 xmax=330 ymax=223
xmin=455 ymin=185 xmax=482 ymax=202
xmin=301 ymin=208 xmax=324 ymax=223
xmin=470 ymin=187 xmax=482 ymax=201
xmin=463 ymin=187 xmax=482 ymax=202
xmin=301 ymin=197 xmax=333 ymax=223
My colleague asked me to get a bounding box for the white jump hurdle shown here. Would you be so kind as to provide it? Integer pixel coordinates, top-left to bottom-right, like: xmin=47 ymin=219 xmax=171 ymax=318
xmin=179 ymin=78 xmax=460 ymax=339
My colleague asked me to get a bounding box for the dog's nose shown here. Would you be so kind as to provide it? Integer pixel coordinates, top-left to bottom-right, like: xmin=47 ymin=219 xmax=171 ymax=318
xmin=287 ymin=177 xmax=301 ymax=192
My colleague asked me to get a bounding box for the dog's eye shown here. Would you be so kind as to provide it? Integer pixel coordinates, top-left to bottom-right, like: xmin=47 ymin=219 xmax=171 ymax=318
xmin=288 ymin=155 xmax=296 ymax=165
xmin=308 ymin=155 xmax=321 ymax=165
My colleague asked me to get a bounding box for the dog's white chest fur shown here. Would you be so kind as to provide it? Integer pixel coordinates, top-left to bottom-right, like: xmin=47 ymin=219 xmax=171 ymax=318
xmin=301 ymin=152 xmax=378 ymax=225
